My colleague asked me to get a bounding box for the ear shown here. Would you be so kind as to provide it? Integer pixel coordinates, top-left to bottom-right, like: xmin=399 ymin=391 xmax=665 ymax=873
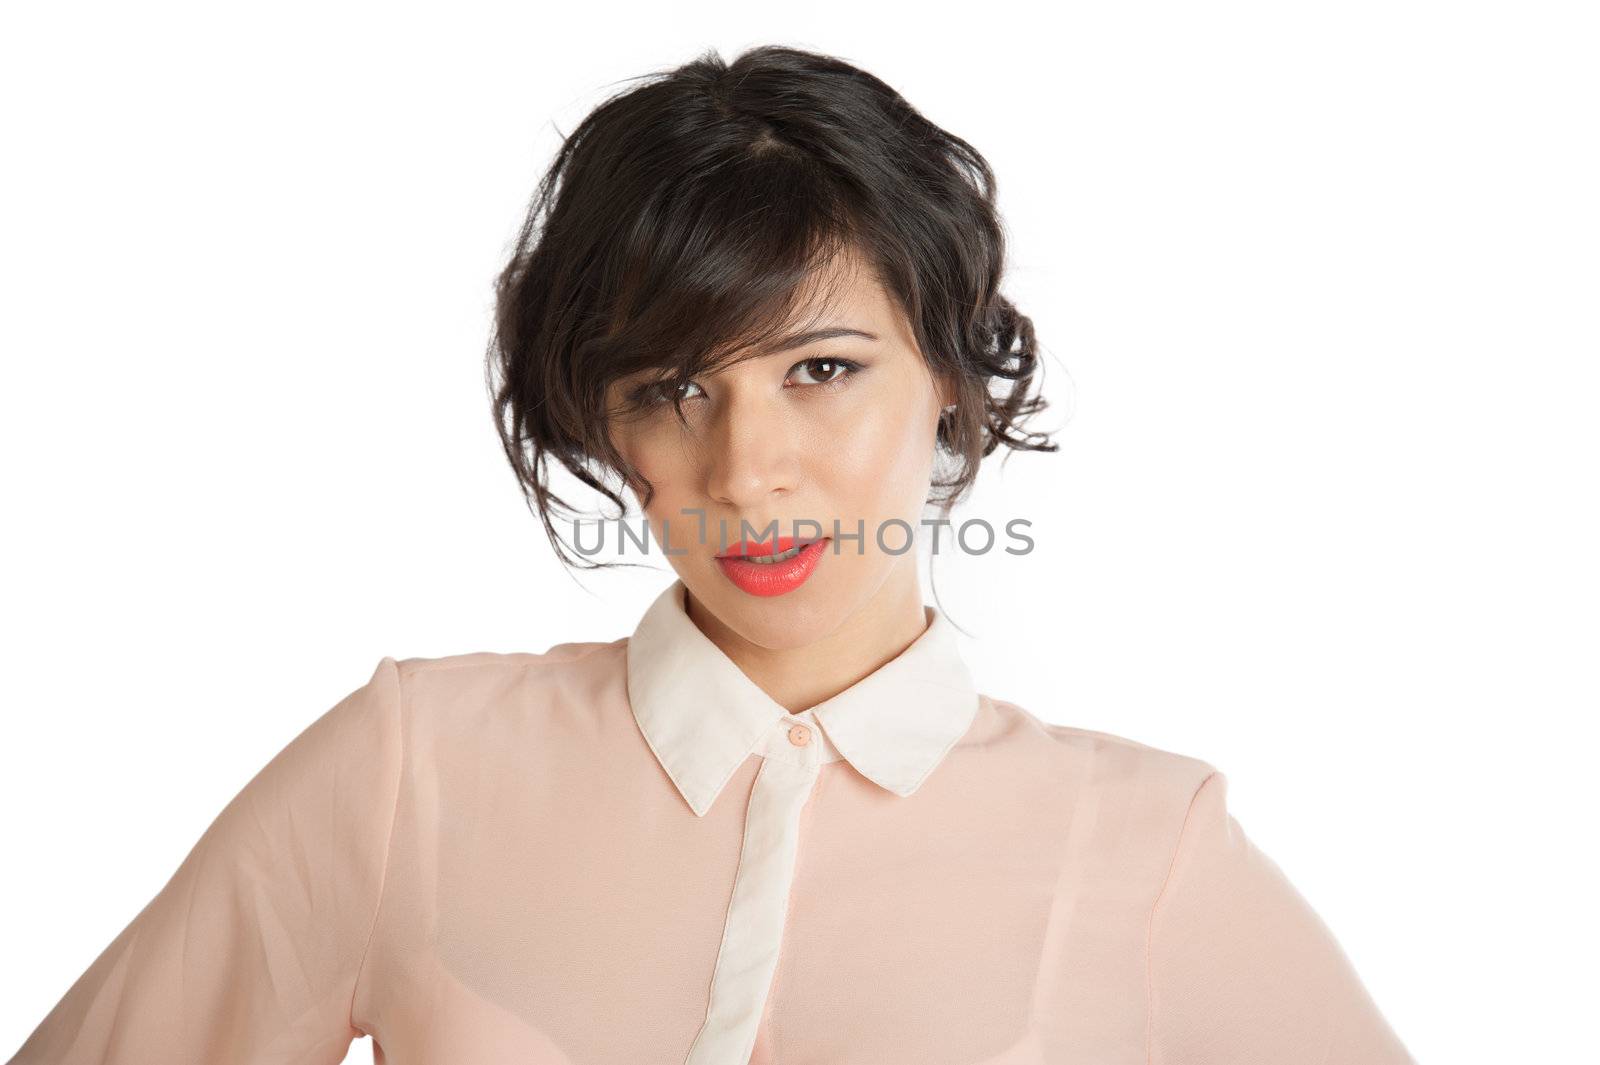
xmin=933 ymin=370 xmax=958 ymax=413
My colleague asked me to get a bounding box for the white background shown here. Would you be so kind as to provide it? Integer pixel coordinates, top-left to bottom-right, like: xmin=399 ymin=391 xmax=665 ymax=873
xmin=3 ymin=3 xmax=1596 ymax=1062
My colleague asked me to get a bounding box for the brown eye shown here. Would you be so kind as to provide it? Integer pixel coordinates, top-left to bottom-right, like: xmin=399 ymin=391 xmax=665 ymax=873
xmin=788 ymin=357 xmax=863 ymax=388
xmin=635 ymin=378 xmax=706 ymax=407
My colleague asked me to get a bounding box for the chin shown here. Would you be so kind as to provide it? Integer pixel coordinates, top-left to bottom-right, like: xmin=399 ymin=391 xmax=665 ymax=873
xmin=708 ymin=552 xmax=892 ymax=650
xmin=684 ymin=569 xmax=836 ymax=649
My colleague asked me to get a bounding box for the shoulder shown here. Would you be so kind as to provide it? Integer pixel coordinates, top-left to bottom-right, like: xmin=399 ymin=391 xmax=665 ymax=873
xmin=392 ymin=640 xmax=622 ymax=683
xmin=383 ymin=640 xmax=626 ymax=725
xmin=975 ymin=692 xmax=1221 ymax=809
xmin=965 ymin=694 xmax=1229 ymax=888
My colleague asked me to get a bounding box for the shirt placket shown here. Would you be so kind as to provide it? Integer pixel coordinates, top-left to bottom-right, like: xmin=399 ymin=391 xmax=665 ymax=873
xmin=683 ymin=711 xmax=838 ymax=1065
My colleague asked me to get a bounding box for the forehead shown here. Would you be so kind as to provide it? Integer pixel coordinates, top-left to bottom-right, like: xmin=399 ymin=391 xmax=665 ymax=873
xmin=613 ymin=245 xmax=912 ymax=394
xmin=741 ymin=246 xmax=907 ymax=359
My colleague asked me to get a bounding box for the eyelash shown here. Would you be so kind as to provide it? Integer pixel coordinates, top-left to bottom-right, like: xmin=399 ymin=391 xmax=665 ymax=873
xmin=632 ymin=356 xmax=864 ymax=408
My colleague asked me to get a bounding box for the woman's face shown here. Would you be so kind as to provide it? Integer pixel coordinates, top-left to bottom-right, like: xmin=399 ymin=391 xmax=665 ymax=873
xmin=605 ymin=251 xmax=953 ymax=651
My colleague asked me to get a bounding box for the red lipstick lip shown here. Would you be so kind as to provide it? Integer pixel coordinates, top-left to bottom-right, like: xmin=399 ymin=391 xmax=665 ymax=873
xmin=714 ymin=536 xmax=830 ymax=597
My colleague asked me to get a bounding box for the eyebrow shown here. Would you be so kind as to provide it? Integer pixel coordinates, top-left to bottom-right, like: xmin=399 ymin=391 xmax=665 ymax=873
xmin=763 ymin=326 xmax=880 ymax=354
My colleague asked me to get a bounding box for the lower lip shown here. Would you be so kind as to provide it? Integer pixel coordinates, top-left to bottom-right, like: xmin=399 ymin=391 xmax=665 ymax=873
xmin=716 ymin=538 xmax=830 ymax=597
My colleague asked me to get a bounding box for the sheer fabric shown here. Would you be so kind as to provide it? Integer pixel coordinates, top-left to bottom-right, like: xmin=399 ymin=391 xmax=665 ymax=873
xmin=8 ymin=578 xmax=1414 ymax=1064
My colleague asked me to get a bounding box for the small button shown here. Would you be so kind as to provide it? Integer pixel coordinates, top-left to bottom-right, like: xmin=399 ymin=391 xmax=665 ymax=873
xmin=787 ymin=723 xmax=811 ymax=747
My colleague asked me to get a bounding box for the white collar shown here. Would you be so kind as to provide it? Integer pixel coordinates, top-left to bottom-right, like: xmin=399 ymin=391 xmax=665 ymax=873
xmin=624 ymin=578 xmax=981 ymax=817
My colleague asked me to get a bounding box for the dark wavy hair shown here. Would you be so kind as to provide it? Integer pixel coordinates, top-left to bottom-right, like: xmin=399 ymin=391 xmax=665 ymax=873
xmin=487 ymin=44 xmax=1059 ymax=571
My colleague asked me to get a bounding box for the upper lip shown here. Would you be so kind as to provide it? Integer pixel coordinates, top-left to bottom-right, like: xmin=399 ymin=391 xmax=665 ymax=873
xmin=716 ymin=535 xmax=827 ymax=559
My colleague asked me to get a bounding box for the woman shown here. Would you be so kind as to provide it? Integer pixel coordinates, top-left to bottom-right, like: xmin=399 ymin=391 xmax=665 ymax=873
xmin=8 ymin=45 xmax=1414 ymax=1065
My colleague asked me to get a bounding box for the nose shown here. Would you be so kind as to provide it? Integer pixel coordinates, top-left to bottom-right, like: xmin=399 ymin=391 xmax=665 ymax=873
xmin=701 ymin=387 xmax=800 ymax=512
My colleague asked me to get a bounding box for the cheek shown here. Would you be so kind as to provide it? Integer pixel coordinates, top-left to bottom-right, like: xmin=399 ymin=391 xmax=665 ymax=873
xmin=809 ymin=390 xmax=936 ymax=516
xmin=614 ymin=426 xmax=691 ymax=512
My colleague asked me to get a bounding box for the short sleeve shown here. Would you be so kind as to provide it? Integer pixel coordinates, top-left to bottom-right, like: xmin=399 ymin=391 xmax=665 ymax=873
xmin=7 ymin=656 xmax=405 ymax=1065
xmin=1147 ymin=770 xmax=1415 ymax=1065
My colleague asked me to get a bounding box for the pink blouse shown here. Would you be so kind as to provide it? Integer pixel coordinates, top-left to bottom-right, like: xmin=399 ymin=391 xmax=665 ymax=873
xmin=8 ymin=578 xmax=1414 ymax=1064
